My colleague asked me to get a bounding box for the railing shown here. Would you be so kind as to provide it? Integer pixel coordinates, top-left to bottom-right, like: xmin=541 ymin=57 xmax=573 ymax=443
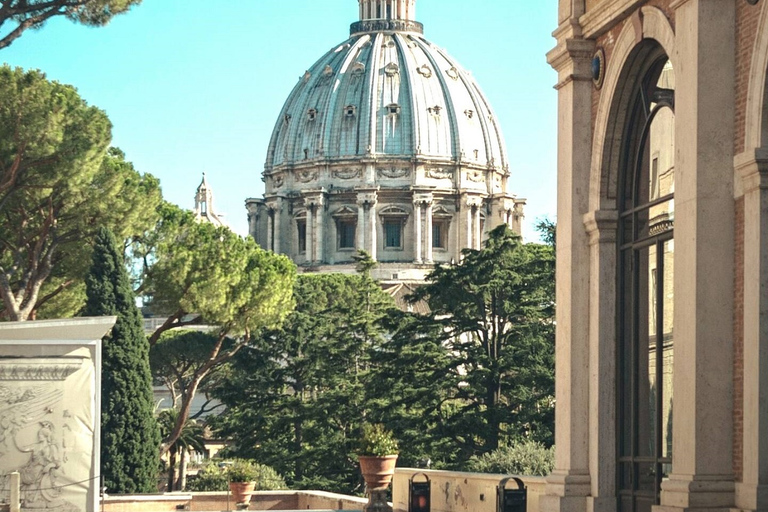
xmin=392 ymin=468 xmax=546 ymax=512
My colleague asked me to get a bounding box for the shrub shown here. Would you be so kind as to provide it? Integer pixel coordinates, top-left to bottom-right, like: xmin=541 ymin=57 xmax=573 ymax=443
xmin=464 ymin=440 xmax=554 ymax=477
xmin=186 ymin=460 xmax=287 ymax=491
xmin=358 ymin=423 xmax=399 ymax=456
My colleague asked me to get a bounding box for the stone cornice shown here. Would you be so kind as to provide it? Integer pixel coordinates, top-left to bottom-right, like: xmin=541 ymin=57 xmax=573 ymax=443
xmin=579 ymin=0 xmax=646 ymax=39
xmin=0 ymin=358 xmax=83 ymax=381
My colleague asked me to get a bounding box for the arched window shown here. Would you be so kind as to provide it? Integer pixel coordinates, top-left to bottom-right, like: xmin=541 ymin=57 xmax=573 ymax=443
xmin=617 ymin=54 xmax=675 ymax=512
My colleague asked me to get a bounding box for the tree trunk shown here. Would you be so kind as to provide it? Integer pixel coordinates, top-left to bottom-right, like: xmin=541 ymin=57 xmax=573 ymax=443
xmin=167 ymin=449 xmax=177 ymax=491
xmin=177 ymin=449 xmax=188 ymax=491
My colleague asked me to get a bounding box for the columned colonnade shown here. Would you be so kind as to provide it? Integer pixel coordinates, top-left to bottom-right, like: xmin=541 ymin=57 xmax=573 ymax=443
xmin=358 ymin=0 xmax=415 ymax=21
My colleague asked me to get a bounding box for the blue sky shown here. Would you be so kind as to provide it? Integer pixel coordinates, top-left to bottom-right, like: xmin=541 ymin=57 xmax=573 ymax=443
xmin=1 ymin=0 xmax=557 ymax=240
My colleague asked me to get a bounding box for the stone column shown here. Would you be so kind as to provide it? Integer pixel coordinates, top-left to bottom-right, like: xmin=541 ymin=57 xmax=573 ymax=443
xmin=540 ymin=11 xmax=593 ymax=512
xmin=734 ymin=150 xmax=768 ymax=512
xmin=473 ymin=204 xmax=482 ymax=250
xmin=266 ymin=209 xmax=274 ymax=252
xmin=425 ymin=198 xmax=433 ymax=263
xmin=315 ymin=200 xmax=324 ymax=264
xmin=657 ymin=2 xmax=735 ymax=511
xmin=272 ymin=198 xmax=283 ymax=254
xmin=413 ymin=199 xmax=423 ymax=263
xmin=466 ymin=205 xmax=473 ymax=250
xmin=368 ymin=196 xmax=378 ymax=261
xmin=305 ymin=204 xmax=314 ymax=263
xmin=357 ymin=197 xmax=366 ymax=252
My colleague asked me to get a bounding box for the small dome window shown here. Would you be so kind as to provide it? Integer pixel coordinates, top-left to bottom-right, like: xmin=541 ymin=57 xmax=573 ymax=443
xmin=284 ymin=114 xmax=292 ymax=124
xmin=386 ymin=104 xmax=401 ymax=115
xmin=345 ymin=105 xmax=357 ymax=117
xmin=384 ymin=62 xmax=400 ymax=76
xmin=417 ymin=64 xmax=433 ymax=78
xmin=323 ymin=65 xmax=334 ymax=76
xmin=446 ymin=67 xmax=460 ymax=80
xmin=464 ymin=109 xmax=474 ymax=119
xmin=428 ymin=105 xmax=442 ymax=116
xmin=307 ymin=108 xmax=317 ymax=121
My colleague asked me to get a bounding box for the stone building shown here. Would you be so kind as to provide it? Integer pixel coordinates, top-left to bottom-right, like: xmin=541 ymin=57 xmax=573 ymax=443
xmin=544 ymin=3 xmax=768 ymax=512
xmin=245 ymin=0 xmax=525 ymax=281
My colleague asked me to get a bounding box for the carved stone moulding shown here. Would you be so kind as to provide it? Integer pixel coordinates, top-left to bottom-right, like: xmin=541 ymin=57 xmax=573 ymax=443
xmin=271 ymin=174 xmax=285 ymax=188
xmin=466 ymin=170 xmax=486 ymax=183
xmin=295 ymin=169 xmax=319 ymax=183
xmin=333 ymin=168 xmax=362 ymax=180
xmin=377 ymin=167 xmax=410 ymax=179
xmin=0 ymin=358 xmax=83 ymax=381
xmin=425 ymin=168 xmax=453 ymax=180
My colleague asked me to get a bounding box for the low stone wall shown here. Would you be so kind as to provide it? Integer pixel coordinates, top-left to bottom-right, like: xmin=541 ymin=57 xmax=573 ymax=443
xmin=392 ymin=468 xmax=546 ymax=512
xmin=101 ymin=490 xmax=365 ymax=511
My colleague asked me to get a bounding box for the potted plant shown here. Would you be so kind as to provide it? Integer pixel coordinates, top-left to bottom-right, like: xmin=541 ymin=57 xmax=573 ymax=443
xmin=226 ymin=459 xmax=258 ymax=505
xmin=357 ymin=423 xmax=399 ymax=491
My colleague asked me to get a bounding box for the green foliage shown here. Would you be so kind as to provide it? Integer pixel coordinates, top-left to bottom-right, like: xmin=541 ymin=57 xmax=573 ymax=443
xmin=226 ymin=459 xmax=259 ymax=482
xmin=358 ymin=424 xmax=399 ymax=456
xmin=464 ymin=440 xmax=555 ymax=477
xmin=0 ymin=0 xmax=142 ymax=50
xmin=0 ymin=66 xmax=161 ymax=320
xmin=138 ymin=203 xmax=296 ymax=455
xmin=369 ymin=225 xmax=555 ymax=467
xmin=82 ymin=227 xmax=160 ymax=494
xmin=211 ymin=272 xmax=395 ymax=494
xmin=187 ymin=461 xmax=287 ymax=491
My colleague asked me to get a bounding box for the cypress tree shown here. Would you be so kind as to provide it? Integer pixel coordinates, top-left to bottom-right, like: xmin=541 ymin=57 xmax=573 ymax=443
xmin=83 ymin=227 xmax=160 ymax=493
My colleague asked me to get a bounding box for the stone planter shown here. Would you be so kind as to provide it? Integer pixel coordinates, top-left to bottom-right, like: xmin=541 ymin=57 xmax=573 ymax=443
xmin=228 ymin=481 xmax=256 ymax=505
xmin=358 ymin=455 xmax=398 ymax=490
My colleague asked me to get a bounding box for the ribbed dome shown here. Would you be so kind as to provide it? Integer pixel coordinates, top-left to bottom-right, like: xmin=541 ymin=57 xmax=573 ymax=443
xmin=264 ymin=25 xmax=508 ymax=174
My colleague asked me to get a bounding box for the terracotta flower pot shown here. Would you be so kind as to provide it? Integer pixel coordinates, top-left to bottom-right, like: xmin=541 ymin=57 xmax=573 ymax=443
xmin=229 ymin=481 xmax=256 ymax=504
xmin=358 ymin=455 xmax=398 ymax=490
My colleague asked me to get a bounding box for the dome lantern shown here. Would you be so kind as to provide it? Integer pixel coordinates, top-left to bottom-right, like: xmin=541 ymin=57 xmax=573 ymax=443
xmin=359 ymin=0 xmax=416 ymax=22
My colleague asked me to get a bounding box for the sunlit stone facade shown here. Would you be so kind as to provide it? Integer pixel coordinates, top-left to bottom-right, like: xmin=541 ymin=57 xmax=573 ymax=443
xmin=246 ymin=0 xmax=525 ymax=281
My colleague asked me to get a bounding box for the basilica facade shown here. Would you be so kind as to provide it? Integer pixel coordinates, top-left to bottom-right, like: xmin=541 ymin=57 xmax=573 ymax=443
xmin=245 ymin=0 xmax=525 ymax=281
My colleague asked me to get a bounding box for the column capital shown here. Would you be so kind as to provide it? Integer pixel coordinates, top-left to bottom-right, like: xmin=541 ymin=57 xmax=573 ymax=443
xmin=583 ymin=209 xmax=618 ymax=246
xmin=357 ymin=191 xmax=378 ymax=206
xmin=413 ymin=192 xmax=434 ymax=205
xmin=735 ymin=148 xmax=768 ymax=194
xmin=465 ymin=195 xmax=483 ymax=208
xmin=303 ymin=189 xmax=327 ymax=207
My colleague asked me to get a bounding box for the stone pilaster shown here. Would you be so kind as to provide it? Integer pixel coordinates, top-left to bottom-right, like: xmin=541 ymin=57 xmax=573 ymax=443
xmin=541 ymin=11 xmax=593 ymax=512
xmin=304 ymin=191 xmax=326 ymax=265
xmin=584 ymin=210 xmax=619 ymax=512
xmin=357 ymin=190 xmax=379 ymax=260
xmin=734 ymin=149 xmax=768 ymax=512
xmin=413 ymin=198 xmax=423 ymax=263
xmin=656 ymin=2 xmax=736 ymax=511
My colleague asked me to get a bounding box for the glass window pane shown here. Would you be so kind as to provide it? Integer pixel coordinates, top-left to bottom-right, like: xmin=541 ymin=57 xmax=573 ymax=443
xmin=636 ymin=247 xmax=654 ymax=458
xmin=661 ymin=240 xmax=674 ymax=460
xmin=384 ymin=219 xmax=401 ymax=248
xmin=338 ymin=220 xmax=355 ymax=248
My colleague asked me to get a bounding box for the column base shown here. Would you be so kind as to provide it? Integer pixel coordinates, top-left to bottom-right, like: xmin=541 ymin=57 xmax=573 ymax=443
xmin=541 ymin=472 xmax=591 ymax=512
xmin=656 ymin=475 xmax=734 ymax=512
xmin=734 ymin=482 xmax=768 ymax=512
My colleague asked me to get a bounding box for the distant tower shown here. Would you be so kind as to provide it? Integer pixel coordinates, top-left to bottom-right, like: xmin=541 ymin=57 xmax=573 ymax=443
xmin=194 ymin=173 xmax=227 ymax=228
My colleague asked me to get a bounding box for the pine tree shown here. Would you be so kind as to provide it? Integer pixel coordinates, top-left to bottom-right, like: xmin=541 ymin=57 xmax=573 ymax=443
xmin=83 ymin=227 xmax=160 ymax=493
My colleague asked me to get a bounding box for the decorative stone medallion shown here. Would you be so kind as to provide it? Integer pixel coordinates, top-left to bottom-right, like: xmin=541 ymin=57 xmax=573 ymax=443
xmin=296 ymin=170 xmax=318 ymax=183
xmin=426 ymin=168 xmax=452 ymax=180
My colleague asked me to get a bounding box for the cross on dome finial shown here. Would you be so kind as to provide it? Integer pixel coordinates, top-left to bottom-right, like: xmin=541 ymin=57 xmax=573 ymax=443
xmin=358 ymin=0 xmax=416 ymax=22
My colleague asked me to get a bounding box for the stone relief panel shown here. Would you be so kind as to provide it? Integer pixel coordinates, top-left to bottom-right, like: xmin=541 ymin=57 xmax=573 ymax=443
xmin=425 ymin=168 xmax=453 ymax=180
xmin=295 ymin=170 xmax=318 ymax=183
xmin=0 ymin=357 xmax=94 ymax=512
xmin=466 ymin=170 xmax=485 ymax=183
xmin=332 ymin=168 xmax=362 ymax=180
xmin=377 ymin=168 xmax=410 ymax=179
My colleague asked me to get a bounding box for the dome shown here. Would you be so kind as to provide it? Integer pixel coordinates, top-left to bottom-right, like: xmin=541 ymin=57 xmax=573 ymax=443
xmin=247 ymin=0 xmax=525 ymax=282
xmin=264 ymin=14 xmax=507 ymax=174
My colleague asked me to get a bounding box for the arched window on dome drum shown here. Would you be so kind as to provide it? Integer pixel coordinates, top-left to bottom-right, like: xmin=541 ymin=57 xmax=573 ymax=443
xmin=295 ymin=212 xmax=307 ymax=255
xmin=617 ymin=53 xmax=675 ymax=512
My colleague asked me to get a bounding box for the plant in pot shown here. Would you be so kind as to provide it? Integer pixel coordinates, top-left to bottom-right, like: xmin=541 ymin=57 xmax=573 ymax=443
xmin=226 ymin=459 xmax=258 ymax=506
xmin=357 ymin=423 xmax=399 ymax=491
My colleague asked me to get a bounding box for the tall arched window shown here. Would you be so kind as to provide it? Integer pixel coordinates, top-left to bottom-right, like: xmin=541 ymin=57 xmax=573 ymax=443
xmin=617 ymin=54 xmax=675 ymax=512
